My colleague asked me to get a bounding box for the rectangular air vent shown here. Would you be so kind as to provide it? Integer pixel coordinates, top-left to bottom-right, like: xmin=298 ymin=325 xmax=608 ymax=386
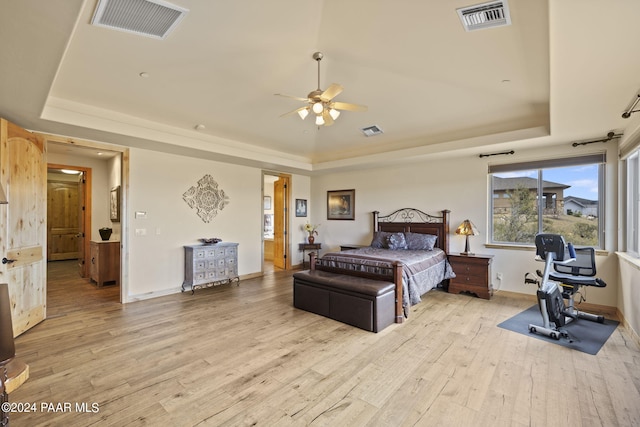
xmin=457 ymin=1 xmax=511 ymax=32
xmin=361 ymin=125 xmax=383 ymax=137
xmin=91 ymin=0 xmax=188 ymax=40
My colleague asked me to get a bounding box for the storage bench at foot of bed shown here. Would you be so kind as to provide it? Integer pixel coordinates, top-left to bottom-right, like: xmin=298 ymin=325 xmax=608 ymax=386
xmin=292 ymin=270 xmax=396 ymax=332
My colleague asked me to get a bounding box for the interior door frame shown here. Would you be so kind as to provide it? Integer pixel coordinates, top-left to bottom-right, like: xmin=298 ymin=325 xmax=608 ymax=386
xmin=39 ymin=133 xmax=129 ymax=303
xmin=47 ymin=163 xmax=92 ymax=277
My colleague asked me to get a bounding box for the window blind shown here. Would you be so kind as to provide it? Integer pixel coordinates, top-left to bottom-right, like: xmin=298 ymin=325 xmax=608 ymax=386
xmin=488 ymin=153 xmax=606 ymax=174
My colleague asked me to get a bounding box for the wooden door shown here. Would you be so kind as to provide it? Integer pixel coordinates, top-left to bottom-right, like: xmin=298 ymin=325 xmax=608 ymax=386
xmin=47 ymin=179 xmax=80 ymax=261
xmin=273 ymin=176 xmax=290 ymax=270
xmin=273 ymin=178 xmax=285 ymax=269
xmin=0 ymin=119 xmax=47 ymax=336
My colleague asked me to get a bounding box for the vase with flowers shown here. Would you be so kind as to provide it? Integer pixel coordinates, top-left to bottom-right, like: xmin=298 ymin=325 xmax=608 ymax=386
xmin=303 ymin=223 xmax=319 ymax=244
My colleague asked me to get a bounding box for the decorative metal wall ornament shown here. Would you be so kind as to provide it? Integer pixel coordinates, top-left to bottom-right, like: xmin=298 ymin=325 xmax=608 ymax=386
xmin=183 ymin=174 xmax=230 ymax=223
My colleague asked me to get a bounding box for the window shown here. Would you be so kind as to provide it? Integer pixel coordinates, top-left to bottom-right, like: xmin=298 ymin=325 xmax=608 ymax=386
xmin=627 ymin=150 xmax=639 ymax=256
xmin=489 ymin=154 xmax=605 ymax=248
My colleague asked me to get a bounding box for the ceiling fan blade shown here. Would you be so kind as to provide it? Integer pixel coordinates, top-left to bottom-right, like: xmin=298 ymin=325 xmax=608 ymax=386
xmin=322 ymin=110 xmax=334 ymax=126
xmin=331 ymin=101 xmax=368 ymax=112
xmin=280 ymin=106 xmax=309 ymax=118
xmin=320 ymin=83 xmax=343 ymax=102
xmin=274 ymin=93 xmax=309 ymax=102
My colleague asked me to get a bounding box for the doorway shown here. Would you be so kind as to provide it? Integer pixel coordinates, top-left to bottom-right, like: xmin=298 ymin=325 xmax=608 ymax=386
xmin=44 ymin=135 xmax=128 ymax=311
xmin=263 ymin=172 xmax=291 ymax=273
xmin=46 ymin=163 xmax=120 ymax=315
xmin=47 ymin=165 xmax=90 ymax=277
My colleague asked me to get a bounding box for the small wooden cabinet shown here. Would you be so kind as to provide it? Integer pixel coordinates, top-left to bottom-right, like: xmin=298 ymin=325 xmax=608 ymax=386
xmin=90 ymin=241 xmax=120 ymax=287
xmin=183 ymin=243 xmax=239 ymax=293
xmin=299 ymin=243 xmax=321 ymax=269
xmin=448 ymin=253 xmax=493 ymax=300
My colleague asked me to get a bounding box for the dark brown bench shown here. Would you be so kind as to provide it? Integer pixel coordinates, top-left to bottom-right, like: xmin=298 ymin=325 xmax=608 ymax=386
xmin=293 ymin=270 xmax=396 ymax=332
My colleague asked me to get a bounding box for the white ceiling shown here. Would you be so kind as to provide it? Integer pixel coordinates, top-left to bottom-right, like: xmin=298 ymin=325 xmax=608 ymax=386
xmin=2 ymin=0 xmax=640 ymax=174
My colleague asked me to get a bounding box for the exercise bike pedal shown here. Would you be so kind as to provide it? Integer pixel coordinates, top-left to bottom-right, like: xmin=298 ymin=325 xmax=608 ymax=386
xmin=524 ymin=272 xmax=539 ymax=286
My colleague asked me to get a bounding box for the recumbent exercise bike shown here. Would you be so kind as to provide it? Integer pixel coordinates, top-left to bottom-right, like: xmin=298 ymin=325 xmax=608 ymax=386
xmin=524 ymin=234 xmax=606 ymax=340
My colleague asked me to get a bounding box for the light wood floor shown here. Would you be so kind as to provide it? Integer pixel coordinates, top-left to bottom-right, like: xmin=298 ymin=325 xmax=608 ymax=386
xmin=9 ymin=261 xmax=640 ymax=426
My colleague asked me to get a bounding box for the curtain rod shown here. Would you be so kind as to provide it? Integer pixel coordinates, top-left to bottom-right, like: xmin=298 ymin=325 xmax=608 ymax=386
xmin=571 ymin=131 xmax=622 ymax=147
xmin=479 ymin=150 xmax=514 ymax=158
xmin=622 ymin=93 xmax=640 ymax=119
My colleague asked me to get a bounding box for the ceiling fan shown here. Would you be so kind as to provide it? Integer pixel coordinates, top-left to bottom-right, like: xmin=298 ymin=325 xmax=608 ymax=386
xmin=275 ymin=52 xmax=367 ymax=126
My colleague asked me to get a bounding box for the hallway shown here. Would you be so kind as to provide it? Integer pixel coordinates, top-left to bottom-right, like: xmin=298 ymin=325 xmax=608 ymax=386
xmin=46 ymin=260 xmax=119 ymax=318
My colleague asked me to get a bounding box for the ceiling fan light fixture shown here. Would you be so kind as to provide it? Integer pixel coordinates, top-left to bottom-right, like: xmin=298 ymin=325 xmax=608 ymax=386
xmin=297 ymin=109 xmax=309 ymax=120
xmin=276 ymin=51 xmax=367 ymax=126
xmin=312 ymin=102 xmax=323 ymax=114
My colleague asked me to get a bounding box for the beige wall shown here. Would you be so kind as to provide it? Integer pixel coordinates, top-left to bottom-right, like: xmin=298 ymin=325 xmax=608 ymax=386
xmin=126 ymin=148 xmax=311 ymax=299
xmin=618 ymin=254 xmax=640 ymax=338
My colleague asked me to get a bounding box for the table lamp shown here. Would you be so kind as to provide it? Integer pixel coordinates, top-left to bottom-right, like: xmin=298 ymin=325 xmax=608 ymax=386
xmin=456 ymin=219 xmax=479 ymax=255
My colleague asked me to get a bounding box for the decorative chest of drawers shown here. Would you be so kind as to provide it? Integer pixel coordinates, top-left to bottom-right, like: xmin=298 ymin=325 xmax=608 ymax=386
xmin=182 ymin=243 xmax=239 ymax=293
xmin=447 ymin=253 xmax=493 ymax=300
xmin=90 ymin=241 xmax=120 ymax=287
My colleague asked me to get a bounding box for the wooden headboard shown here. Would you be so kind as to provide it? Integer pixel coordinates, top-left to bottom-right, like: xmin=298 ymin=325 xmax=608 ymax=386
xmin=372 ymin=208 xmax=450 ymax=254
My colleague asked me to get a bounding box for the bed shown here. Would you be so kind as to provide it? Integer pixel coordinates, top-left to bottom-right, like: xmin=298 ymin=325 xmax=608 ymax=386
xmin=310 ymin=208 xmax=455 ymax=322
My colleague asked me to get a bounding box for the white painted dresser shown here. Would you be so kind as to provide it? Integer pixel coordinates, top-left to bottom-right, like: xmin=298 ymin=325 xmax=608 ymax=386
xmin=182 ymin=242 xmax=239 ymax=293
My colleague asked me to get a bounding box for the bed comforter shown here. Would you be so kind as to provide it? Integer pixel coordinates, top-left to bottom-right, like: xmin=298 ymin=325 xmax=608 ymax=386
xmin=319 ymin=247 xmax=456 ymax=308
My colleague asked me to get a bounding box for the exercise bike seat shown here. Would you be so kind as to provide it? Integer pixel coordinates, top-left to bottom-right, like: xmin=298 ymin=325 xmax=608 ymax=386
xmin=548 ymin=246 xmax=606 ymax=288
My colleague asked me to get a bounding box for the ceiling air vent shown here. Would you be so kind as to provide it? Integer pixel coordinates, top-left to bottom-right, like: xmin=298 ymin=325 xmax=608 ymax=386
xmin=457 ymin=1 xmax=511 ymax=32
xmin=361 ymin=125 xmax=383 ymax=137
xmin=91 ymin=0 xmax=188 ymax=40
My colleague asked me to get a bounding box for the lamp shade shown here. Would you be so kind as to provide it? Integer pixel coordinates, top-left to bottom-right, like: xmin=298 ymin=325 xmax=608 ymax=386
xmin=456 ymin=219 xmax=479 ymax=236
xmin=297 ymin=108 xmax=309 ymax=120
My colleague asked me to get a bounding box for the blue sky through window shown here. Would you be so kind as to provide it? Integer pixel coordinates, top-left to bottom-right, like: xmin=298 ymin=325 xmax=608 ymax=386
xmin=544 ymin=165 xmax=598 ymax=200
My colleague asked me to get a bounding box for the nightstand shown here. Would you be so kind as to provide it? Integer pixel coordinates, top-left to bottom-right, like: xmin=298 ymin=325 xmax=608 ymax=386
xmin=299 ymin=243 xmax=321 ymax=269
xmin=448 ymin=253 xmax=494 ymax=299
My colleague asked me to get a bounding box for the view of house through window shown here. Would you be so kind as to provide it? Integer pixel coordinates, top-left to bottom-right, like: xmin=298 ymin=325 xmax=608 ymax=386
xmin=490 ymin=156 xmax=604 ymax=248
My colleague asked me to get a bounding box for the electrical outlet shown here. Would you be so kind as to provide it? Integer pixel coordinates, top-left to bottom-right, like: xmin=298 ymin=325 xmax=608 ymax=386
xmin=497 ymin=272 xmax=503 ymax=281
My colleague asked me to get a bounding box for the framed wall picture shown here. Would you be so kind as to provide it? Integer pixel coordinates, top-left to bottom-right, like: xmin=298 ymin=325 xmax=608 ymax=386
xmin=327 ymin=189 xmax=355 ymax=220
xmin=110 ymin=186 xmax=121 ymax=222
xmin=295 ymin=199 xmax=307 ymax=217
xmin=263 ymin=213 xmax=273 ymax=234
xmin=263 ymin=196 xmax=271 ymax=210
